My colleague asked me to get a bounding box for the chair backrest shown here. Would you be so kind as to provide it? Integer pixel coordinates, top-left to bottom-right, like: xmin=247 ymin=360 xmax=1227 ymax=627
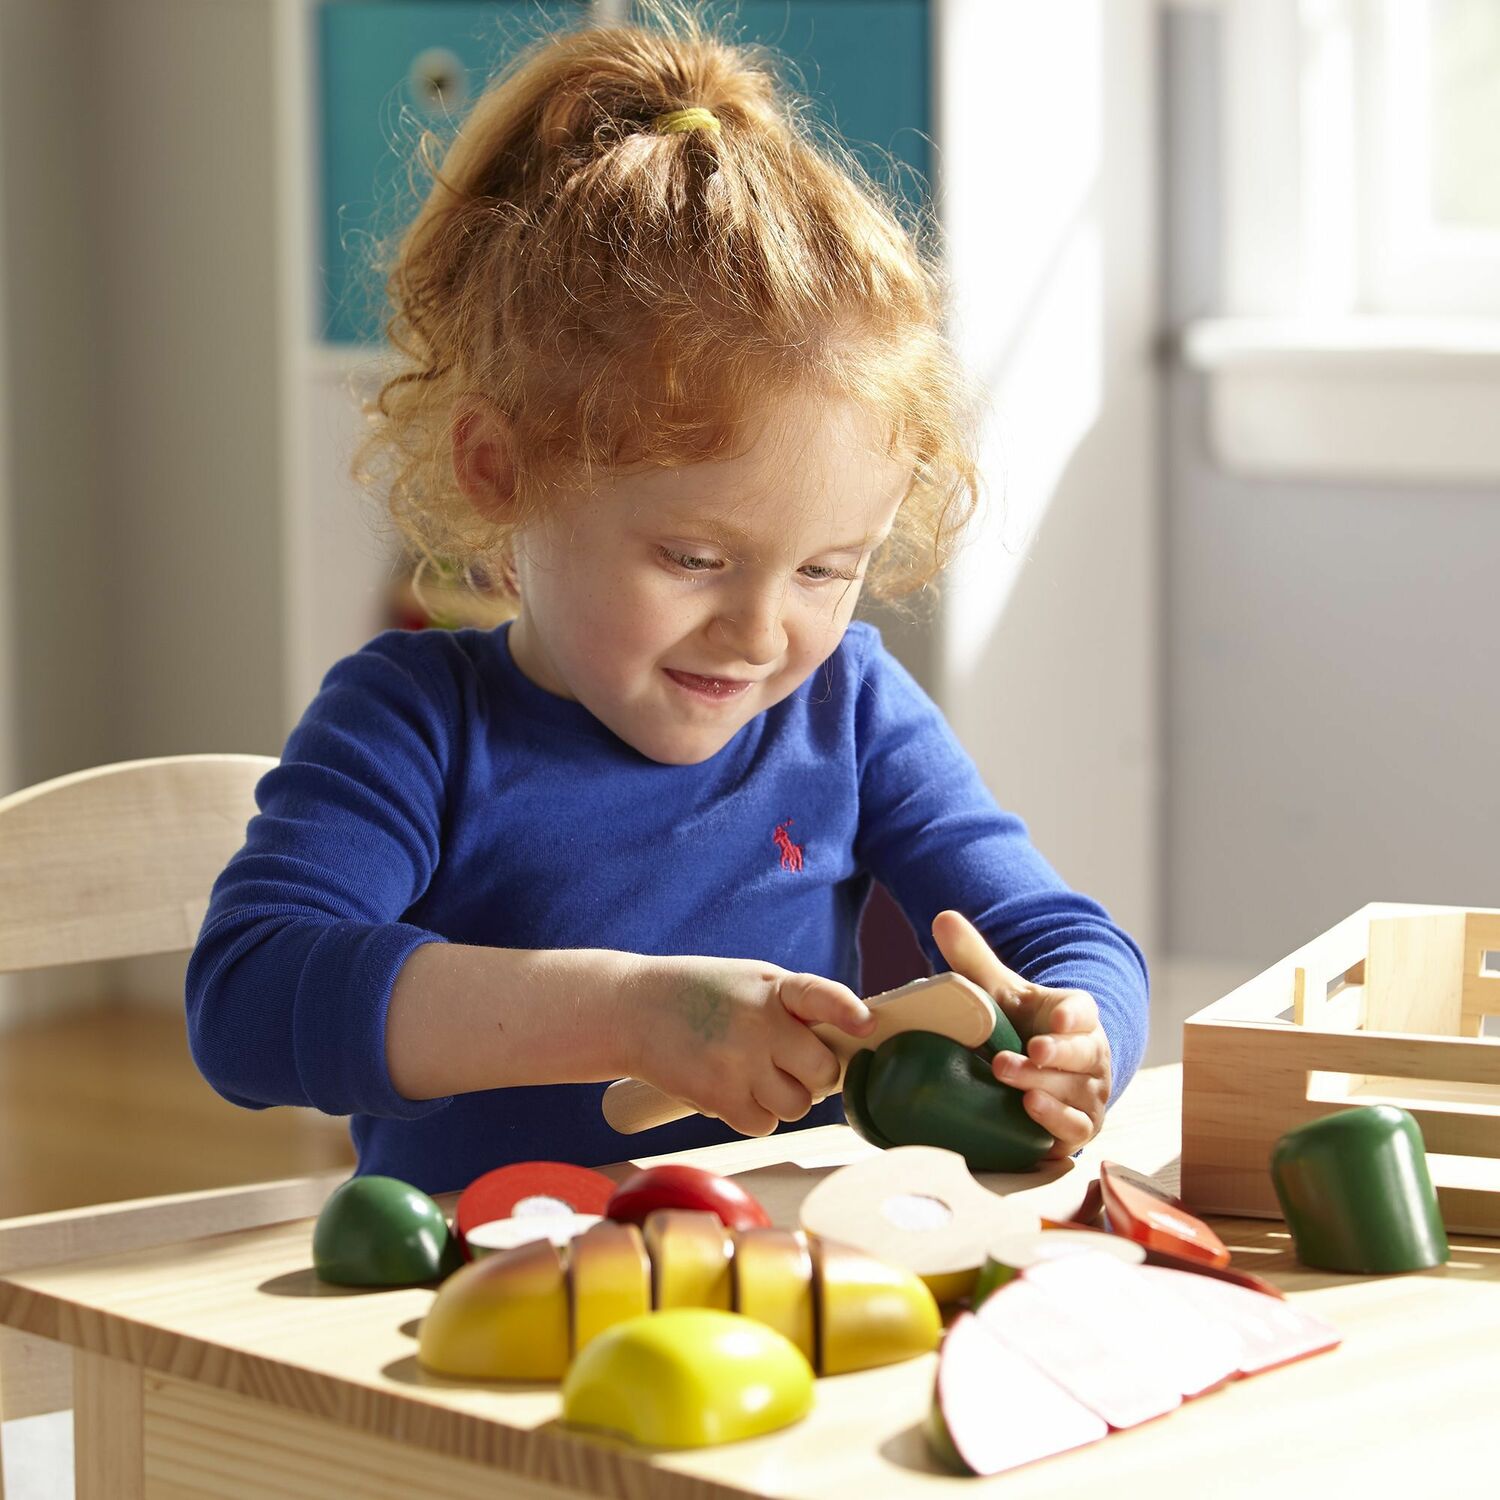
xmin=0 ymin=754 xmax=343 ymax=1443
xmin=0 ymin=753 xmax=276 ymax=973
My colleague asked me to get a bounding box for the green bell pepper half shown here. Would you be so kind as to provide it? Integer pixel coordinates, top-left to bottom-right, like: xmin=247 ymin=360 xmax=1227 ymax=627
xmin=842 ymin=1016 xmax=1053 ymax=1173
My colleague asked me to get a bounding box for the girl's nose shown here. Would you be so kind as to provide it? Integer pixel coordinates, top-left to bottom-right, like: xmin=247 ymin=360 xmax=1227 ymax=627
xmin=711 ymin=580 xmax=788 ymax=666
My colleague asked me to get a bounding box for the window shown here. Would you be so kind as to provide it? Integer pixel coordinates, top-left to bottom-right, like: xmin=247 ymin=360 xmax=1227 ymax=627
xmin=1187 ymin=0 xmax=1500 ymax=482
xmin=1362 ymin=0 xmax=1500 ymax=313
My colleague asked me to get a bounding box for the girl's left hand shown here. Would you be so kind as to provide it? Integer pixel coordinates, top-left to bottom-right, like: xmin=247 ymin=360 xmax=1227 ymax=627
xmin=931 ymin=909 xmax=1112 ymax=1159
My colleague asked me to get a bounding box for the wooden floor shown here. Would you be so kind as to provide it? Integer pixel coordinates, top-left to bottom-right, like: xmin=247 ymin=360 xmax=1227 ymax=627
xmin=0 ymin=1007 xmax=354 ymax=1216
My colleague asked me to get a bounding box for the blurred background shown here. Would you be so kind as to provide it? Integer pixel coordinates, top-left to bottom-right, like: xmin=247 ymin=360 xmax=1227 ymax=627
xmin=0 ymin=0 xmax=1495 ymax=1212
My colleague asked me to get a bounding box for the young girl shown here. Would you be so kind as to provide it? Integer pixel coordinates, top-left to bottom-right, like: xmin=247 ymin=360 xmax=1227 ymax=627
xmin=187 ymin=9 xmax=1147 ymax=1195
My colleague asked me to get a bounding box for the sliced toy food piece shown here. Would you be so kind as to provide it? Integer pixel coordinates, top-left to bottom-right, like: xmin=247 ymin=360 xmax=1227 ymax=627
xmin=864 ymin=1031 xmax=1054 ymax=1172
xmin=561 ymin=1309 xmax=813 ymax=1449
xmin=799 ymin=1145 xmax=1036 ymax=1305
xmin=465 ymin=1212 xmax=600 ymax=1258
xmin=811 ymin=1234 xmax=942 ymax=1375
xmin=313 ymin=1175 xmax=456 ymax=1287
xmin=643 ymin=1209 xmax=733 ymax=1311
xmin=417 ymin=1236 xmax=569 ymax=1381
xmin=731 ymin=1227 xmax=815 ymax=1363
xmin=1270 ymin=1105 xmax=1448 ymax=1274
xmin=1137 ymin=1266 xmax=1341 ymax=1374
xmin=1099 ymin=1160 xmax=1231 ymax=1269
xmin=1023 ymin=1251 xmax=1241 ymax=1399
xmin=976 ymin=1273 xmax=1180 ymax=1429
xmin=455 ymin=1161 xmax=615 ymax=1261
xmin=568 ymin=1219 xmax=651 ymax=1356
xmin=606 ymin=1163 xmax=771 ymax=1231
xmin=840 ymin=1047 xmax=898 ymax=1150
xmin=927 ymin=1312 xmax=1107 ymax=1476
xmin=973 ymin=1228 xmax=1145 ymax=1305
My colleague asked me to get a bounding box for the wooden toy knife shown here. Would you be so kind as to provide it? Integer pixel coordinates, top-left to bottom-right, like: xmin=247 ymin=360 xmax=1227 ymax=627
xmin=601 ymin=972 xmax=999 ymax=1135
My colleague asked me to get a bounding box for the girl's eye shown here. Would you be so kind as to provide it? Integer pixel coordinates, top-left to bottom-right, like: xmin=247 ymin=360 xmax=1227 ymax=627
xmin=800 ymin=564 xmax=858 ymax=583
xmin=658 ymin=546 xmax=721 ymax=573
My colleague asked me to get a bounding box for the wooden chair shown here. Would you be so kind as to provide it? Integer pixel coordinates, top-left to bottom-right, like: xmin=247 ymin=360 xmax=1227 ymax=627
xmin=0 ymin=755 xmax=346 ymax=1497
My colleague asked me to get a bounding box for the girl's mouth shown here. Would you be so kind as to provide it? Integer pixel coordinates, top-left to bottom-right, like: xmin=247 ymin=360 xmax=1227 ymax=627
xmin=664 ymin=669 xmax=753 ymax=701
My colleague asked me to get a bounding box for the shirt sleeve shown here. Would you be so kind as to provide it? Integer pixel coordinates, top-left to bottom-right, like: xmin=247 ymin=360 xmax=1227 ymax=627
xmin=850 ymin=629 xmax=1149 ymax=1104
xmin=185 ymin=631 xmax=463 ymax=1120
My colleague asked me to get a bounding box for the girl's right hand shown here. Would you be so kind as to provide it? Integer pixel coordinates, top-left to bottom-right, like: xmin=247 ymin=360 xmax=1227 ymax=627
xmin=616 ymin=955 xmax=874 ymax=1137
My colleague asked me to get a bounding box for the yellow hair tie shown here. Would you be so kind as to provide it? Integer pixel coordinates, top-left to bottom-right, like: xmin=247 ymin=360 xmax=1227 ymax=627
xmin=653 ymin=107 xmax=721 ymax=136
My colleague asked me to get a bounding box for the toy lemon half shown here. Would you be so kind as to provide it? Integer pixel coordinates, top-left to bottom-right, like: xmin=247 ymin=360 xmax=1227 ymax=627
xmin=561 ymin=1309 xmax=814 ymax=1449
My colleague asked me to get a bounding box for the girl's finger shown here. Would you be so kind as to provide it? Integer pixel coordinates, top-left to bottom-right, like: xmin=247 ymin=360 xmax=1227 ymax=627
xmin=930 ymin=910 xmax=1028 ymax=1006
xmin=1025 ymin=1028 xmax=1107 ymax=1074
xmin=993 ymin=1054 xmax=1105 ymax=1113
xmin=773 ymin=1027 xmax=844 ymax=1097
xmin=1034 ymin=990 xmax=1101 ymax=1036
xmin=1021 ymin=1090 xmax=1098 ymax=1156
xmin=780 ymin=973 xmax=873 ymax=1035
xmin=722 ymin=1090 xmax=780 ymax=1138
xmin=751 ymin=1067 xmax=814 ymax=1127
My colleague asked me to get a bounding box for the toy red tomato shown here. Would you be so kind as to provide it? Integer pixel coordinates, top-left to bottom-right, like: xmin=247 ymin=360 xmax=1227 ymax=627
xmin=606 ymin=1164 xmax=772 ymax=1231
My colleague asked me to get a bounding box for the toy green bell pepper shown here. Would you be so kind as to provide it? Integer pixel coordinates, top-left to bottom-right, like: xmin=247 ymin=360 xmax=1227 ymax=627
xmin=841 ymin=1005 xmax=1053 ymax=1172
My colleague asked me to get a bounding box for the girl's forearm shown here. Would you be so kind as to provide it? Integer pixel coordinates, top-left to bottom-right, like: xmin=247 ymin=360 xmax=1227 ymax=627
xmin=384 ymin=942 xmax=642 ymax=1100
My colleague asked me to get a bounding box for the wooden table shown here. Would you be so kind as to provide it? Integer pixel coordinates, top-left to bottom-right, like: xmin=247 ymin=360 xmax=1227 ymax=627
xmin=1 ymin=1065 xmax=1497 ymax=1499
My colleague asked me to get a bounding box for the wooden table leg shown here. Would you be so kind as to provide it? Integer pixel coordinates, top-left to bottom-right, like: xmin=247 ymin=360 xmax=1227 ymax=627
xmin=73 ymin=1350 xmax=142 ymax=1500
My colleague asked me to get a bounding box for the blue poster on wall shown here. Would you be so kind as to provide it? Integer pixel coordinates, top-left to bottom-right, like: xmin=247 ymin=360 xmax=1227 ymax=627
xmin=318 ymin=1 xmax=930 ymax=347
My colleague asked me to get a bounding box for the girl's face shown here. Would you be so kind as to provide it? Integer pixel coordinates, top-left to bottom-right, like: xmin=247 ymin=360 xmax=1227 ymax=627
xmin=506 ymin=398 xmax=912 ymax=765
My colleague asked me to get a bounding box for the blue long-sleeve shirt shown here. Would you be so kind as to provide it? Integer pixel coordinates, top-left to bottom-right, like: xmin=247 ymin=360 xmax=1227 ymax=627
xmin=186 ymin=620 xmax=1148 ymax=1194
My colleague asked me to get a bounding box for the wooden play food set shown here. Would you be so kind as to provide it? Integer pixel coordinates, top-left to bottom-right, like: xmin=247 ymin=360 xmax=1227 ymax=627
xmin=1098 ymin=1159 xmax=1231 ymax=1267
xmin=606 ymin=1163 xmax=773 ymax=1230
xmin=971 ymin=1228 xmax=1146 ymax=1304
xmin=798 ymin=1145 xmax=1041 ymax=1304
xmin=15 ymin=1066 xmax=1487 ymax=1496
xmin=842 ymin=1022 xmax=1052 ymax=1170
xmin=601 ymin=972 xmax=1000 ymax=1134
xmin=1182 ymin=902 xmax=1500 ymax=1234
xmin=418 ymin=1206 xmax=941 ymax=1385
xmin=313 ymin=1175 xmax=461 ymax=1286
xmin=455 ymin=1161 xmax=616 ymax=1259
xmin=1271 ymin=1104 xmax=1449 ymax=1272
xmin=561 ymin=1309 xmax=815 ymax=1448
xmin=928 ymin=1249 xmax=1342 ymax=1477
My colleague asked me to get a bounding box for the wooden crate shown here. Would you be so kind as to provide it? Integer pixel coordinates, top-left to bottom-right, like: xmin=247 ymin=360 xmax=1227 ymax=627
xmin=1181 ymin=902 xmax=1500 ymax=1236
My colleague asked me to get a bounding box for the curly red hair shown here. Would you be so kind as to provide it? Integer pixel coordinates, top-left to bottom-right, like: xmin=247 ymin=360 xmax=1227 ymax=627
xmin=353 ymin=1 xmax=982 ymax=615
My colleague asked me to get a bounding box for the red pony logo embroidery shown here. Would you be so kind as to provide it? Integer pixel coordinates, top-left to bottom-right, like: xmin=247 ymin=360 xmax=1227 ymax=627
xmin=773 ymin=819 xmax=804 ymax=872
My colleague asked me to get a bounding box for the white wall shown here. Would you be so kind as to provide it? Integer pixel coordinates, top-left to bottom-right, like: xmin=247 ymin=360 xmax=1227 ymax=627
xmin=936 ymin=0 xmax=1161 ymax=966
xmin=1162 ymin=11 xmax=1500 ymax=973
xmin=0 ymin=0 xmax=109 ymax=790
xmin=94 ymin=0 xmax=288 ymax=762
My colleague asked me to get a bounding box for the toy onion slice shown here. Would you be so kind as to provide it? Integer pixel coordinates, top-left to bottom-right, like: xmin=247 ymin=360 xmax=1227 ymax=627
xmin=799 ymin=1145 xmax=1037 ymax=1305
xmin=928 ymin=1312 xmax=1107 ymax=1476
xmin=1137 ymin=1266 xmax=1341 ymax=1375
xmin=973 ymin=1227 xmax=1145 ymax=1306
xmin=1023 ymin=1251 xmax=1241 ymax=1399
xmin=975 ymin=1269 xmax=1180 ymax=1429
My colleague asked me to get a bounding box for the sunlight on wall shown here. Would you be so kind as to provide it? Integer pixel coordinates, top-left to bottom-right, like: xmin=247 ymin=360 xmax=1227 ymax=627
xmin=937 ymin=0 xmax=1105 ymax=696
xmin=947 ymin=225 xmax=1104 ymax=688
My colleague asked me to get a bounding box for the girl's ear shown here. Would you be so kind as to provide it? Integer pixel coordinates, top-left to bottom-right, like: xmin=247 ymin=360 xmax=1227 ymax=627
xmin=452 ymin=396 xmax=515 ymax=521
